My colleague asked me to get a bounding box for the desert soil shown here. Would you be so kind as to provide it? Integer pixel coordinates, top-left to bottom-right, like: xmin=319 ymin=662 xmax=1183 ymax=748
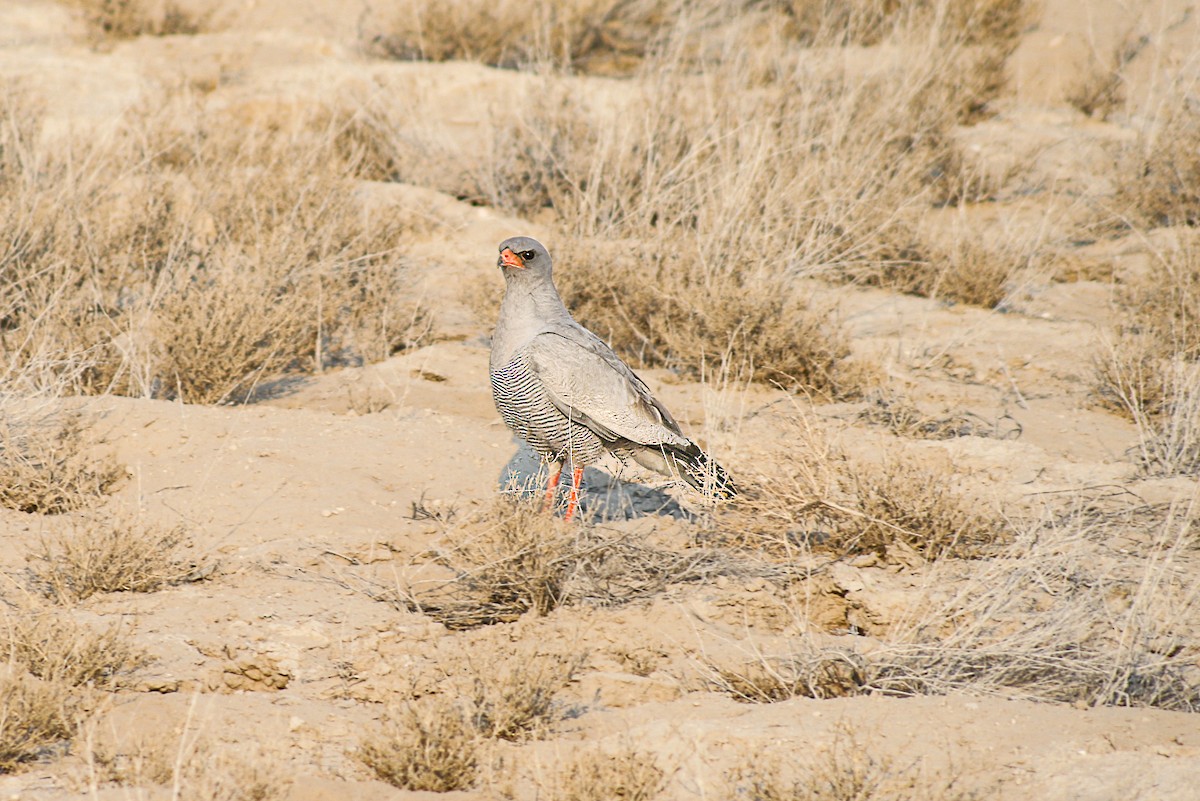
xmin=1 ymin=0 xmax=1199 ymax=799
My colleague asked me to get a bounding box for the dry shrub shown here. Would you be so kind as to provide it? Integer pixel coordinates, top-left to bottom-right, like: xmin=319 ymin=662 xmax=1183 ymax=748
xmin=1114 ymin=84 xmax=1200 ymax=228
xmin=0 ymin=90 xmax=429 ymax=405
xmin=359 ymin=645 xmax=580 ymax=789
xmin=1065 ymin=33 xmax=1148 ymax=120
xmin=712 ymin=651 xmax=870 ymax=703
xmin=710 ymin=505 xmax=1200 ymax=711
xmin=92 ymin=734 xmax=291 ymax=800
xmin=404 ymin=495 xmax=789 ymax=626
xmin=67 ymin=0 xmax=212 ymax=40
xmin=29 ymin=513 xmax=205 ymax=602
xmin=370 ymin=0 xmax=1028 ymax=92
xmin=363 ymin=3 xmax=1028 ymax=393
xmin=360 ymin=698 xmax=480 ymax=792
xmin=467 ymin=648 xmax=580 ymax=741
xmin=857 ymin=390 xmax=1020 ymax=440
xmin=1097 ymin=237 xmax=1200 ymax=475
xmin=557 ymin=746 xmax=666 ymax=801
xmin=4 ymin=611 xmax=146 ymax=690
xmin=862 ymin=227 xmax=1024 ymax=308
xmin=0 ymin=672 xmax=73 ymax=774
xmin=730 ymin=725 xmax=972 ymax=801
xmin=368 ymin=0 xmax=683 ymax=74
xmin=0 ymin=409 xmax=122 ymax=514
xmin=0 ymin=605 xmax=145 ymax=773
xmin=413 ymin=496 xmax=579 ymax=628
xmin=556 ymin=240 xmax=868 ymax=396
xmin=849 ymin=459 xmax=1005 ymax=560
xmin=716 ymin=419 xmax=1006 ymax=561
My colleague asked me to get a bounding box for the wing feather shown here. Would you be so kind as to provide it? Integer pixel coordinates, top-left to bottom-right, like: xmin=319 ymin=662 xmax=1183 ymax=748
xmin=524 ymin=329 xmax=692 ymax=449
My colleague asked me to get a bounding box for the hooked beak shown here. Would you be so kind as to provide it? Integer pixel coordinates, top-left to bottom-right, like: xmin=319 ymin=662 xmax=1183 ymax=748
xmin=498 ymin=247 xmax=525 ymax=269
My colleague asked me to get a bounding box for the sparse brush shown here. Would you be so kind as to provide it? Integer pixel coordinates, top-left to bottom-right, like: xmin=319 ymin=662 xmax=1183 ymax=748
xmin=467 ymin=648 xmax=580 ymax=741
xmin=713 ymin=506 xmax=1200 ymax=711
xmin=403 ymin=494 xmax=789 ymax=626
xmin=862 ymin=228 xmax=1023 ymax=309
xmin=856 ymin=390 xmax=1018 ymax=440
xmin=66 ymin=0 xmax=212 ymax=41
xmin=359 ymin=698 xmax=479 ymax=791
xmin=556 ymin=746 xmax=666 ymax=801
xmin=712 ymin=651 xmax=870 ymax=703
xmin=715 ymin=420 xmax=1006 ymax=561
xmin=848 ymin=458 xmax=1006 ymax=560
xmin=0 ymin=91 xmax=430 ymax=404
xmin=0 ymin=409 xmax=122 ymax=514
xmin=3 ymin=611 xmax=147 ymax=690
xmin=1096 ymin=236 xmax=1200 ymax=475
xmin=29 ymin=512 xmax=205 ymax=602
xmin=1114 ymin=85 xmax=1200 ymax=228
xmin=0 ymin=671 xmax=73 ymax=774
xmin=730 ymin=725 xmax=973 ymax=801
xmin=414 ymin=496 xmax=579 ymax=627
xmin=368 ymin=0 xmax=734 ymax=73
xmin=93 ymin=734 xmax=291 ymax=800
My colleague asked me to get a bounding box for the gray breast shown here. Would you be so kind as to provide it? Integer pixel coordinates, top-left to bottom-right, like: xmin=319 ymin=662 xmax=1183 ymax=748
xmin=490 ymin=349 xmax=605 ymax=465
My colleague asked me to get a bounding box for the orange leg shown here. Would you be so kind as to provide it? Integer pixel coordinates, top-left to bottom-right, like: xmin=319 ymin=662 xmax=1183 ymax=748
xmin=563 ymin=466 xmax=585 ymax=521
xmin=542 ymin=461 xmax=563 ymax=511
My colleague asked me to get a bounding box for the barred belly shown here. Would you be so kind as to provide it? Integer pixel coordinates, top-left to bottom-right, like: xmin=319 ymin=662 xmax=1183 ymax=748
xmin=490 ymin=351 xmax=605 ymax=465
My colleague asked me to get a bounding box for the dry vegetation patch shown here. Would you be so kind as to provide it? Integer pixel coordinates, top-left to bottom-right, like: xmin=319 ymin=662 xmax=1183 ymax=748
xmin=708 ymin=505 xmax=1200 ymax=711
xmin=404 ymin=496 xmax=790 ymax=627
xmin=715 ymin=419 xmax=1006 ymax=561
xmin=1097 ymin=236 xmax=1200 ymax=475
xmin=0 ymin=605 xmax=146 ymax=773
xmin=360 ymin=644 xmax=580 ymax=790
xmin=0 ymin=671 xmax=73 ymax=774
xmin=359 ymin=698 xmax=480 ymax=792
xmin=66 ymin=0 xmax=213 ymax=41
xmin=1115 ymin=87 xmax=1200 ymax=228
xmin=555 ymin=746 xmax=666 ymax=801
xmin=0 ymin=90 xmax=429 ymax=405
xmin=29 ymin=512 xmax=204 ymax=602
xmin=0 ymin=409 xmax=122 ymax=515
xmin=359 ymin=1 xmax=1032 ymax=394
xmin=730 ymin=725 xmax=973 ymax=801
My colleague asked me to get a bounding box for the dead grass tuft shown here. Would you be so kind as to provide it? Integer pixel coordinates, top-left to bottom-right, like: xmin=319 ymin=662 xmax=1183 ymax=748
xmin=4 ymin=611 xmax=147 ymax=690
xmin=715 ymin=419 xmax=1007 ymax=561
xmin=0 ymin=603 xmax=146 ymax=773
xmin=0 ymin=672 xmax=73 ymax=774
xmin=556 ymin=746 xmax=666 ymax=801
xmin=711 ymin=504 xmax=1200 ymax=711
xmin=713 ymin=651 xmax=870 ymax=703
xmin=556 ymin=240 xmax=870 ymax=397
xmin=0 ymin=410 xmax=122 ymax=514
xmin=1096 ymin=237 xmax=1200 ymax=475
xmin=403 ymin=495 xmax=792 ymax=627
xmin=467 ymin=648 xmax=581 ymax=741
xmin=359 ymin=698 xmax=480 ymax=792
xmin=67 ymin=0 xmax=213 ymax=41
xmin=413 ymin=496 xmax=579 ymax=627
xmin=857 ymin=390 xmax=1019 ymax=440
xmin=29 ymin=512 xmax=206 ymax=602
xmin=0 ymin=91 xmax=430 ymax=405
xmin=1114 ymin=87 xmax=1200 ymax=228
xmin=730 ymin=725 xmax=973 ymax=801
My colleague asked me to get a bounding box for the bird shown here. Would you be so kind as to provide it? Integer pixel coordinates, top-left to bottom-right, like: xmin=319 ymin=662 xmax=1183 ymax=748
xmin=488 ymin=235 xmax=737 ymax=520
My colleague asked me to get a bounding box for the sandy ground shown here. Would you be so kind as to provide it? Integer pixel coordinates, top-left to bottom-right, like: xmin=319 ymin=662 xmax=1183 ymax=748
xmin=1 ymin=0 xmax=1199 ymax=798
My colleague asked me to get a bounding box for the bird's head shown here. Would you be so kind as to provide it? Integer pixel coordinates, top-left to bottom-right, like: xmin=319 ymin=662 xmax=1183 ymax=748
xmin=497 ymin=236 xmax=551 ymax=280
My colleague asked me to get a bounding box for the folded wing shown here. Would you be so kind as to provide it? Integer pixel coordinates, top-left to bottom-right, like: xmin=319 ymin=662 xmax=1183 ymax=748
xmin=524 ymin=329 xmax=693 ymax=450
